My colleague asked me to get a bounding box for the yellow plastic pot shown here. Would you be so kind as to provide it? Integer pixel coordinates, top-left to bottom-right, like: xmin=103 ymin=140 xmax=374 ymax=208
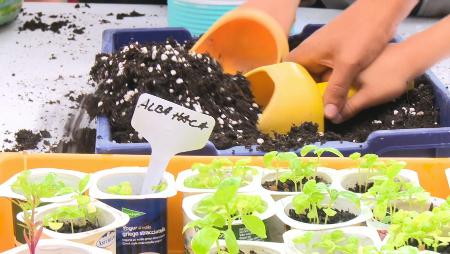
xmin=245 ymin=62 xmax=356 ymax=135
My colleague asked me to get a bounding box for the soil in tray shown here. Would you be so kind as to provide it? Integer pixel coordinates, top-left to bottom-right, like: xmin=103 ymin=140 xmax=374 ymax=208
xmin=46 ymin=220 xmax=99 ymax=234
xmin=262 ymin=176 xmax=328 ymax=192
xmin=347 ymin=182 xmax=374 ymax=193
xmin=288 ymin=208 xmax=357 ymax=224
xmin=406 ymin=239 xmax=450 ymax=254
xmin=85 ymin=39 xmax=439 ymax=152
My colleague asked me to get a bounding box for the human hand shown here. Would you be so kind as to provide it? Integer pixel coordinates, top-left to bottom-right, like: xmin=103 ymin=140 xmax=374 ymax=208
xmin=338 ymin=15 xmax=450 ymax=122
xmin=285 ymin=0 xmax=419 ymax=122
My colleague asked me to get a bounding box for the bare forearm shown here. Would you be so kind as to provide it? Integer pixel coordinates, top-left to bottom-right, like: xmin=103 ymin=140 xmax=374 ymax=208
xmin=241 ymin=0 xmax=301 ymax=35
xmin=399 ymin=15 xmax=450 ymax=80
xmin=346 ymin=0 xmax=419 ymax=41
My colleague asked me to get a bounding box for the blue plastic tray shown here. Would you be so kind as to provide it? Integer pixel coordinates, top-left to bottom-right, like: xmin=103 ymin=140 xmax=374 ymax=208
xmin=95 ymin=26 xmax=450 ymax=157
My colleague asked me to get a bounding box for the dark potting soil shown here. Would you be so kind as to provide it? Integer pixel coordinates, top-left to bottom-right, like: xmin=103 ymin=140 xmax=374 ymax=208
xmin=347 ymin=182 xmax=374 ymax=194
xmin=46 ymin=220 xmax=99 ymax=234
xmin=86 ymin=39 xmax=439 ymax=152
xmin=116 ymin=10 xmax=145 ymax=20
xmin=407 ymin=239 xmax=450 ymax=254
xmin=262 ymin=176 xmax=328 ymax=192
xmin=18 ymin=13 xmax=86 ymax=38
xmin=219 ymin=248 xmax=257 ymax=254
xmin=289 ymin=208 xmax=357 ymax=224
xmin=5 ymin=129 xmax=45 ymax=151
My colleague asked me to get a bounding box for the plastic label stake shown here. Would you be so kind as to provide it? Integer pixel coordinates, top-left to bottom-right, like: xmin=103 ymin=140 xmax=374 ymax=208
xmin=131 ymin=93 xmax=215 ymax=194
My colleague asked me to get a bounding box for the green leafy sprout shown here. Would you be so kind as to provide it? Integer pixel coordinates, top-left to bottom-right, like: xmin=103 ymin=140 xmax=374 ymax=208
xmin=362 ymin=160 xmax=430 ymax=223
xmin=183 ymin=177 xmax=267 ymax=254
xmin=349 ymin=153 xmax=382 ymax=193
xmin=292 ymin=179 xmax=359 ymax=224
xmin=184 ymin=158 xmax=256 ymax=189
xmin=383 ymin=199 xmax=450 ymax=252
xmin=43 ymin=175 xmax=96 ymax=234
xmin=107 ymin=181 xmax=133 ymax=195
xmin=293 ymin=230 xmax=379 ymax=254
xmin=11 ymin=166 xmax=79 ymax=254
xmin=300 ymin=145 xmax=344 ymax=175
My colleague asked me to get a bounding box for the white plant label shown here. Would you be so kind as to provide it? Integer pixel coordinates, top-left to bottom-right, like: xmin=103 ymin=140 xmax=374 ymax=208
xmin=131 ymin=93 xmax=215 ymax=194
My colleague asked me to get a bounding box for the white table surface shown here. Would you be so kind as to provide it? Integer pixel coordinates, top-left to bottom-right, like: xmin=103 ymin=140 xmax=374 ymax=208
xmin=0 ymin=3 xmax=448 ymax=152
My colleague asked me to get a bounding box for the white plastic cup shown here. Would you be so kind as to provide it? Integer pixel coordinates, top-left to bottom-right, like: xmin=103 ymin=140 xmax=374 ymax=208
xmin=89 ymin=167 xmax=177 ymax=254
xmin=282 ymin=226 xmax=382 ymax=254
xmin=1 ymin=239 xmax=112 ymax=254
xmin=275 ymin=195 xmax=372 ymax=231
xmin=17 ymin=200 xmax=129 ymax=253
xmin=0 ymin=168 xmax=89 ymax=245
xmin=175 ymin=166 xmax=262 ymax=197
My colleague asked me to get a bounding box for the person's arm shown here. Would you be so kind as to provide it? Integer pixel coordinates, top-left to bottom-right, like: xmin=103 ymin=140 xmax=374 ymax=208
xmin=240 ymin=0 xmax=301 ymax=35
xmin=337 ymin=15 xmax=450 ymax=122
xmin=285 ymin=0 xmax=419 ymax=123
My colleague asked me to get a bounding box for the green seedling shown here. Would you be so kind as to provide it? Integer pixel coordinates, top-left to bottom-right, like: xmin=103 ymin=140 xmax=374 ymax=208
xmin=300 ymin=145 xmax=344 ymax=175
xmin=349 ymin=153 xmax=382 ymax=193
xmin=184 ymin=158 xmax=256 ymax=189
xmin=292 ymin=180 xmax=359 ymax=224
xmin=363 ymin=160 xmax=429 ymax=223
xmin=11 ymin=164 xmax=77 ymax=254
xmin=293 ymin=230 xmax=379 ymax=254
xmin=107 ymin=181 xmax=133 ymax=195
xmin=385 ymin=206 xmax=450 ymax=252
xmin=43 ymin=175 xmax=96 ymax=234
xmin=280 ymin=157 xmax=316 ymax=192
xmin=264 ymin=151 xmax=298 ymax=189
xmin=183 ymin=177 xmax=267 ymax=254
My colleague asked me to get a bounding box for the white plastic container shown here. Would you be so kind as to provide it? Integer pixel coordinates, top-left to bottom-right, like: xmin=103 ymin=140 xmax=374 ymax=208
xmin=175 ymin=166 xmax=262 ymax=197
xmin=183 ymin=192 xmax=277 ymax=247
xmin=210 ymin=240 xmax=285 ymax=254
xmin=276 ymin=195 xmax=372 ymax=231
xmin=0 ymin=168 xmax=89 ymax=245
xmin=89 ymin=167 xmax=177 ymax=254
xmin=366 ymin=197 xmax=445 ymax=240
xmin=282 ymin=226 xmax=382 ymax=254
xmin=17 ymin=199 xmax=129 ymax=253
xmin=1 ymin=239 xmax=112 ymax=254
xmin=260 ymin=167 xmax=338 ymax=201
xmin=336 ymin=168 xmax=420 ymax=195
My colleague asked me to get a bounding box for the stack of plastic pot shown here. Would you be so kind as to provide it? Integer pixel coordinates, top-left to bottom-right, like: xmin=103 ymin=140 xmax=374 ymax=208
xmin=167 ymin=0 xmax=244 ymax=36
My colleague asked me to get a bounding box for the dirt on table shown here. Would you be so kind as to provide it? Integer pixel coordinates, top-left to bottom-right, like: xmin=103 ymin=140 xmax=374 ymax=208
xmin=85 ymin=39 xmax=440 ymax=152
xmin=18 ymin=12 xmax=86 ymax=39
xmin=5 ymin=129 xmax=45 ymax=151
xmin=116 ymin=10 xmax=145 ymax=20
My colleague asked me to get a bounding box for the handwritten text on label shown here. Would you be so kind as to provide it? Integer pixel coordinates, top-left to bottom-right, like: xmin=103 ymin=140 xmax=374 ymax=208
xmin=139 ymin=98 xmax=210 ymax=130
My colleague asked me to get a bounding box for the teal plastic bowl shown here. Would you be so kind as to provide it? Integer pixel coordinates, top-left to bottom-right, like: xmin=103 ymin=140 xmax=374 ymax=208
xmin=0 ymin=0 xmax=22 ymax=26
xmin=168 ymin=0 xmax=243 ymax=36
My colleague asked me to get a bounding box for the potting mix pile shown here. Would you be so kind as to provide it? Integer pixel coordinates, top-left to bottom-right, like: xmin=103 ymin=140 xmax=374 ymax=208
xmin=86 ymin=39 xmax=439 ymax=152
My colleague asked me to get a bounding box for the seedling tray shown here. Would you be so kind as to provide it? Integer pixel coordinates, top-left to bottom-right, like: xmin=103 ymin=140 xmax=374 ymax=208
xmin=0 ymin=153 xmax=449 ymax=253
xmin=95 ymin=25 xmax=450 ymax=157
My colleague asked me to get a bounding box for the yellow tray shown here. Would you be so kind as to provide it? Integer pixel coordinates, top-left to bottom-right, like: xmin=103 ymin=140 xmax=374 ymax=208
xmin=0 ymin=153 xmax=449 ymax=253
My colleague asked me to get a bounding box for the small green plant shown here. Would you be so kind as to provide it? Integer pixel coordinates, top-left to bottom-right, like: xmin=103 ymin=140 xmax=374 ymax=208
xmin=184 ymin=158 xmax=256 ymax=189
xmin=384 ymin=206 xmax=450 ymax=252
xmin=362 ymin=160 xmax=429 ymax=223
xmin=183 ymin=177 xmax=267 ymax=254
xmin=11 ymin=165 xmax=77 ymax=254
xmin=279 ymin=157 xmax=316 ymax=192
xmin=293 ymin=230 xmax=379 ymax=254
xmin=264 ymin=151 xmax=298 ymax=188
xmin=349 ymin=153 xmax=382 ymax=193
xmin=107 ymin=181 xmax=133 ymax=195
xmin=43 ymin=175 xmax=96 ymax=233
xmin=300 ymin=145 xmax=344 ymax=175
xmin=291 ymin=180 xmax=359 ymax=224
